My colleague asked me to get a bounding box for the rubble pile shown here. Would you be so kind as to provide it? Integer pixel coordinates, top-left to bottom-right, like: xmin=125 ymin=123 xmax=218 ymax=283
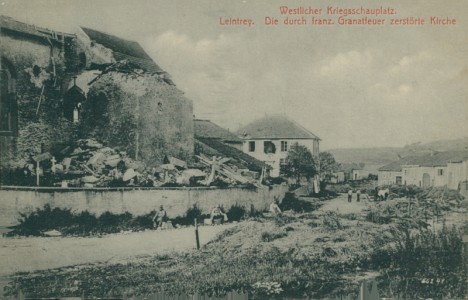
xmin=11 ymin=139 xmax=263 ymax=188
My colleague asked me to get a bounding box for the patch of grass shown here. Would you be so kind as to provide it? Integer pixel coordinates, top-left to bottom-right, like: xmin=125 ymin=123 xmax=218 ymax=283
xmin=322 ymin=211 xmax=343 ymax=230
xmin=279 ymin=192 xmax=319 ymax=213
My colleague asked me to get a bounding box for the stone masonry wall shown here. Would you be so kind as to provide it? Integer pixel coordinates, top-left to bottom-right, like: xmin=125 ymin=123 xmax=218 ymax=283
xmin=0 ymin=184 xmax=288 ymax=226
xmin=0 ymin=34 xmax=76 ymax=169
xmin=81 ymin=71 xmax=194 ymax=166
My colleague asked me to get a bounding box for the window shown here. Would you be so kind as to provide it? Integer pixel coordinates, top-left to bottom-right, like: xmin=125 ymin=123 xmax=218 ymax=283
xmin=248 ymin=141 xmax=255 ymax=152
xmin=281 ymin=141 xmax=288 ymax=152
xmin=263 ymin=141 xmax=276 ymax=154
xmin=438 ymin=169 xmax=444 ymax=176
xmin=0 ymin=58 xmax=17 ymax=135
xmin=396 ymin=176 xmax=402 ymax=185
xmin=280 ymin=158 xmax=286 ymax=165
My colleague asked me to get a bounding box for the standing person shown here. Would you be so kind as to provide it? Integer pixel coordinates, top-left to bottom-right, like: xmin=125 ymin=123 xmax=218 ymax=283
xmin=348 ymin=189 xmax=353 ymax=203
xmin=153 ymin=205 xmax=167 ymax=230
xmin=356 ymin=189 xmax=361 ymax=202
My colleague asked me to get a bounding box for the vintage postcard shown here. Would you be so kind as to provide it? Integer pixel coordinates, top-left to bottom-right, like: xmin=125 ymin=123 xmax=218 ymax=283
xmin=0 ymin=0 xmax=467 ymax=299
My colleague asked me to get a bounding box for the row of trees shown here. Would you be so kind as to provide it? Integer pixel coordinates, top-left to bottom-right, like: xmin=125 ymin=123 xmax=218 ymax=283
xmin=280 ymin=143 xmax=339 ymax=185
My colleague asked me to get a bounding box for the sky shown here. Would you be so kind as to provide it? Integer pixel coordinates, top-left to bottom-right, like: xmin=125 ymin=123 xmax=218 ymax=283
xmin=1 ymin=0 xmax=467 ymax=149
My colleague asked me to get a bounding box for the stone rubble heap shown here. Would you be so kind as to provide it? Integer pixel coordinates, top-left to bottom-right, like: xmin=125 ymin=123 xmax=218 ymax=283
xmin=18 ymin=138 xmax=262 ymax=188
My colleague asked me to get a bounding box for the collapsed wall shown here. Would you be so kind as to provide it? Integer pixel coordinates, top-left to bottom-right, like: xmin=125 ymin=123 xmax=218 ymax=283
xmin=0 ymin=29 xmax=78 ymax=169
xmin=1 ymin=17 xmax=195 ymax=178
xmin=81 ymin=70 xmax=194 ymax=167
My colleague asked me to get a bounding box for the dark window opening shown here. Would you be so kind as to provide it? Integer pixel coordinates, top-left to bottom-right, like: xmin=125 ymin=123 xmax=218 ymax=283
xmin=78 ymin=53 xmax=87 ymax=69
xmin=63 ymin=86 xmax=86 ymax=122
xmin=281 ymin=141 xmax=288 ymax=152
xmin=92 ymin=92 xmax=108 ymax=119
xmin=396 ymin=176 xmax=402 ymax=185
xmin=248 ymin=141 xmax=255 ymax=152
xmin=32 ymin=65 xmax=41 ymax=77
xmin=0 ymin=59 xmax=17 ymax=135
xmin=264 ymin=141 xmax=276 ymax=154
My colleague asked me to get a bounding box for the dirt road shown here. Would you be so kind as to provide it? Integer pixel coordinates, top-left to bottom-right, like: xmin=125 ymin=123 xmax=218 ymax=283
xmin=0 ymin=224 xmax=234 ymax=277
xmin=319 ymin=192 xmax=373 ymax=215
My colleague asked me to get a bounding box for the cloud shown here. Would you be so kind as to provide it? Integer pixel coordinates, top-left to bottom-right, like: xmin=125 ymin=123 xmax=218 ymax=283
xmin=318 ymin=50 xmax=374 ymax=77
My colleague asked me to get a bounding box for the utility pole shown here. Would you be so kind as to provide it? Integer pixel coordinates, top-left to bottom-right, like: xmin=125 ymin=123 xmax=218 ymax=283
xmin=463 ymin=234 xmax=468 ymax=299
xmin=194 ymin=218 xmax=200 ymax=250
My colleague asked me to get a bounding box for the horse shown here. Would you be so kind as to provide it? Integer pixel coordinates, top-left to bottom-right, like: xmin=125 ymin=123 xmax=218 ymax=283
xmin=377 ymin=188 xmax=389 ymax=201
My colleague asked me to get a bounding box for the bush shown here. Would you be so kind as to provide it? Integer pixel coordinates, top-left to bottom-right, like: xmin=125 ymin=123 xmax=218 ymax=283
xmin=227 ymin=204 xmax=247 ymax=222
xmin=260 ymin=230 xmax=287 ymax=242
xmin=172 ymin=204 xmax=209 ymax=227
xmin=8 ymin=205 xmax=154 ymax=237
xmin=373 ymin=224 xmax=466 ymax=298
xmin=322 ymin=211 xmax=343 ymax=230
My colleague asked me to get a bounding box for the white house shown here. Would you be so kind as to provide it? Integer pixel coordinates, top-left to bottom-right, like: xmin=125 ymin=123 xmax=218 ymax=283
xmin=378 ymin=151 xmax=468 ymax=189
xmin=378 ymin=161 xmax=404 ymax=186
xmin=237 ymin=116 xmax=320 ymax=177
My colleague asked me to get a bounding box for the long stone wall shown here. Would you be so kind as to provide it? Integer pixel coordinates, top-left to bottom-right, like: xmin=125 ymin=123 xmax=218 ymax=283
xmin=0 ymin=184 xmax=288 ymax=226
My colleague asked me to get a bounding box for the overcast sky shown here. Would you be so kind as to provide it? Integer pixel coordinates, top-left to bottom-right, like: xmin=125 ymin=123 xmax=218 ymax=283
xmin=2 ymin=0 xmax=467 ymax=149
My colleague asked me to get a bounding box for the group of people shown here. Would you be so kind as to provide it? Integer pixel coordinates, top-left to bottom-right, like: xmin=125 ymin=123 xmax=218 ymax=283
xmin=347 ymin=189 xmax=361 ymax=202
xmin=152 ymin=199 xmax=284 ymax=229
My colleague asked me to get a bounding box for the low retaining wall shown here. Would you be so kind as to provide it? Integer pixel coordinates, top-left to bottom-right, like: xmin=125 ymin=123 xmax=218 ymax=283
xmin=0 ymin=184 xmax=288 ymax=226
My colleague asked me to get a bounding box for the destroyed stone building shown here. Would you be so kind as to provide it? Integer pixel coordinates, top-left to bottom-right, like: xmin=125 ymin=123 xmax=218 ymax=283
xmin=0 ymin=16 xmax=193 ymax=174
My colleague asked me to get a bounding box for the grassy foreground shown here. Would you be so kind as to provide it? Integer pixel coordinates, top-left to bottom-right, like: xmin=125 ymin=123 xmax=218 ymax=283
xmin=4 ymin=191 xmax=468 ymax=298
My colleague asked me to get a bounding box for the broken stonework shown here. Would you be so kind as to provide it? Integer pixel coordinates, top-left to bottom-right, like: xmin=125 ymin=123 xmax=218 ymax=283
xmin=81 ymin=71 xmax=194 ymax=167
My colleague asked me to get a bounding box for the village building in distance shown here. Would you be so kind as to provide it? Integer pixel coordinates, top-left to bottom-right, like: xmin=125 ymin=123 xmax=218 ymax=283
xmin=237 ymin=115 xmax=320 ymax=177
xmin=378 ymin=151 xmax=468 ymax=192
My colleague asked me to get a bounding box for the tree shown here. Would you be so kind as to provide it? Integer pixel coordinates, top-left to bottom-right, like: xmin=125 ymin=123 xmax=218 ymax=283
xmin=280 ymin=143 xmax=317 ymax=185
xmin=318 ymin=152 xmax=339 ymax=182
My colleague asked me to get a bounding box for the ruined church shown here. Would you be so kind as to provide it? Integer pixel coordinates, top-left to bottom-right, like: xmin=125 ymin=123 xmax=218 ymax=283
xmin=0 ymin=16 xmax=194 ymax=170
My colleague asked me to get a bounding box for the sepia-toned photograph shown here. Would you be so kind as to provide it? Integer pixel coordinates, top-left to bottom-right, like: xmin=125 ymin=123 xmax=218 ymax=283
xmin=0 ymin=0 xmax=467 ymax=299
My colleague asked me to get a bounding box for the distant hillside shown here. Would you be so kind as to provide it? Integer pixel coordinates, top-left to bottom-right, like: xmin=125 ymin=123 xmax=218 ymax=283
xmin=402 ymin=137 xmax=468 ymax=153
xmin=327 ymin=137 xmax=468 ymax=173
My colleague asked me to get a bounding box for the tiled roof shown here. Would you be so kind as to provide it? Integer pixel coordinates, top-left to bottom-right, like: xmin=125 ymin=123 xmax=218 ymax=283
xmin=81 ymin=27 xmax=165 ymax=74
xmin=379 ymin=161 xmax=404 ymax=172
xmin=404 ymin=150 xmax=468 ymax=167
xmin=237 ymin=115 xmax=319 ymax=140
xmin=379 ymin=150 xmax=468 ymax=171
xmin=194 ymin=119 xmax=242 ymax=142
xmin=339 ymin=162 xmax=363 ymax=172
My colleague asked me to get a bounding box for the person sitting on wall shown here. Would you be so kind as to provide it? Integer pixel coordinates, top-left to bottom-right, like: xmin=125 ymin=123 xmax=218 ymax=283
xmin=210 ymin=205 xmax=228 ymax=225
xmin=153 ymin=205 xmax=167 ymax=230
xmin=269 ymin=199 xmax=282 ymax=214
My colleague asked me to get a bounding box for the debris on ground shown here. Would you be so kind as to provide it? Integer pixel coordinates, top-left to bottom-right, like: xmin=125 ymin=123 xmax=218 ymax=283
xmin=5 ymin=138 xmax=266 ymax=188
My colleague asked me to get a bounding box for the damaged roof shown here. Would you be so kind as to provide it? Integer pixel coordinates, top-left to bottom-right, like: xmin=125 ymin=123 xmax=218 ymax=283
xmin=195 ymin=137 xmax=267 ymax=172
xmin=237 ymin=115 xmax=320 ymax=140
xmin=0 ymin=15 xmax=74 ymax=43
xmin=80 ymin=27 xmax=165 ymax=74
xmin=194 ymin=119 xmax=242 ymax=143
